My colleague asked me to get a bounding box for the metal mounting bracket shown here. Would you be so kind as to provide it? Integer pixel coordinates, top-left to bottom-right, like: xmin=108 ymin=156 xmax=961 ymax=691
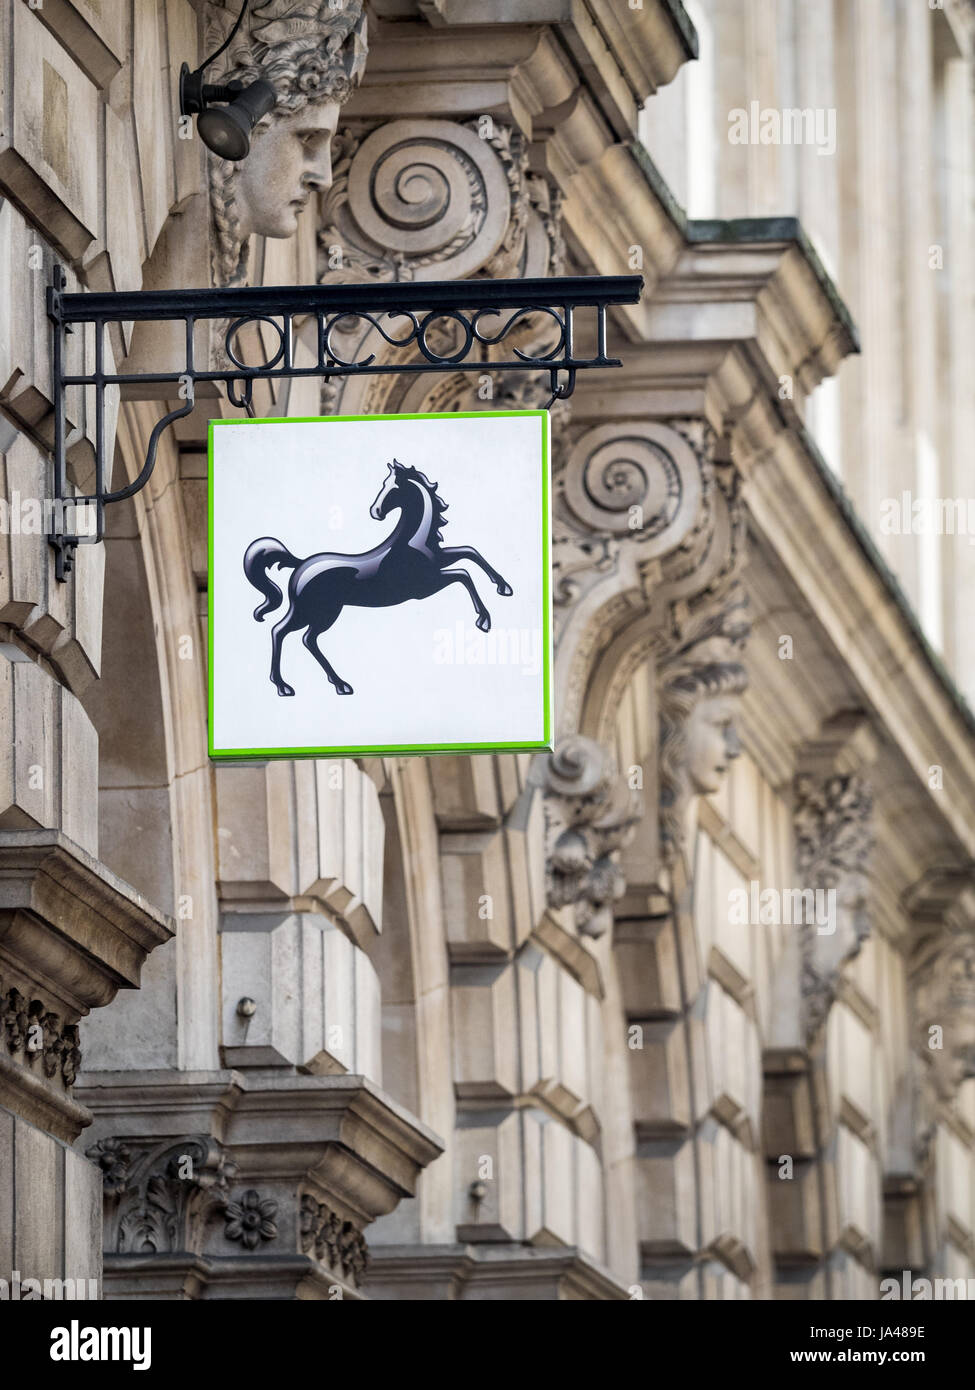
xmin=46 ymin=267 xmax=642 ymax=579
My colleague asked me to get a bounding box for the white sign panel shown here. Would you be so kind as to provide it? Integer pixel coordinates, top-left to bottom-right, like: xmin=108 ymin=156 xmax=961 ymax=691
xmin=208 ymin=410 xmax=551 ymax=759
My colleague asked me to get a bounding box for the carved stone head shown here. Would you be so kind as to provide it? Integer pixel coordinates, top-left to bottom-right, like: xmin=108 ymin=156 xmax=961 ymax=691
xmin=207 ymin=0 xmax=367 ymax=285
xmin=658 ymin=584 xmax=750 ymax=863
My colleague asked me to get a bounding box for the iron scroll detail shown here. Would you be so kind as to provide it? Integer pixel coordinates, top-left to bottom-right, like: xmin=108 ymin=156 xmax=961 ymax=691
xmin=45 ymin=269 xmax=642 ymax=579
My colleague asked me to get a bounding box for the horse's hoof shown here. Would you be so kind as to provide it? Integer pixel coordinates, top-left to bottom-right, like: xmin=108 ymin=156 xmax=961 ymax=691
xmin=476 ymin=613 xmax=491 ymax=632
xmin=496 ymin=580 xmax=512 ymax=596
xmin=335 ymin=681 xmax=354 ymax=695
xmin=276 ymin=683 xmax=295 ymax=697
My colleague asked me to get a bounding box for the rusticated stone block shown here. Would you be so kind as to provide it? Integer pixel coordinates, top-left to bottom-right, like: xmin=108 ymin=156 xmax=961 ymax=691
xmin=440 ymin=828 xmax=511 ymax=959
xmin=615 ymin=916 xmax=682 ymax=1016
xmin=635 ymin=1136 xmax=697 ymax=1257
xmin=628 ymin=1018 xmax=691 ymax=1138
xmin=430 ymin=755 xmax=500 ymax=828
xmin=0 ymin=4 xmax=100 ymax=260
xmin=450 ymin=962 xmax=518 ymax=1099
xmin=220 ymin=912 xmax=380 ymax=1076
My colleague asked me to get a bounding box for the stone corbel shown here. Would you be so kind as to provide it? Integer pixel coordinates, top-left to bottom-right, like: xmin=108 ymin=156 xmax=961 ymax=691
xmin=553 ymin=417 xmax=746 ymax=743
xmin=792 ymin=714 xmax=878 ymax=1046
xmin=77 ymin=1069 xmax=444 ymax=1300
xmin=0 ymin=829 xmax=174 ymax=1141
xmin=532 ymin=735 xmax=642 ymax=940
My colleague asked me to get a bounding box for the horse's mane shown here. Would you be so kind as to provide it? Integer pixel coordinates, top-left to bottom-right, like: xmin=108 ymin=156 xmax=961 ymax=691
xmin=393 ymin=461 xmax=448 ymax=543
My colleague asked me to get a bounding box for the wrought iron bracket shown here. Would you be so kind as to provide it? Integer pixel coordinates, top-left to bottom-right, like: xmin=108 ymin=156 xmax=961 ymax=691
xmin=46 ymin=266 xmax=642 ymax=580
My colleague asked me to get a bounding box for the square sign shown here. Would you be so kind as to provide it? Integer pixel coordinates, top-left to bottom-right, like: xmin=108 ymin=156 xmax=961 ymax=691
xmin=208 ymin=410 xmax=552 ymax=759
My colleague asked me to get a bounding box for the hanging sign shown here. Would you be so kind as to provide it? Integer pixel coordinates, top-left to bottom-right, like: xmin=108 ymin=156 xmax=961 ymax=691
xmin=208 ymin=410 xmax=552 ymax=759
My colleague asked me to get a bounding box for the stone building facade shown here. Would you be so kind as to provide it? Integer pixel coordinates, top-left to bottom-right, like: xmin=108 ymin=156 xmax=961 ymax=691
xmin=1 ymin=0 xmax=974 ymax=1301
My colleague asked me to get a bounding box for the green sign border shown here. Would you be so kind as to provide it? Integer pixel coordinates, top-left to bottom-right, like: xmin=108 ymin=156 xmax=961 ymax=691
xmin=207 ymin=409 xmax=552 ymax=761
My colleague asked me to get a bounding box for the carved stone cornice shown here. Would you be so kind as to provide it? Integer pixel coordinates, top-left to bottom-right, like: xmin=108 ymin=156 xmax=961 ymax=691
xmin=0 ymin=830 xmax=175 ymax=1014
xmin=76 ymin=1069 xmax=444 ymax=1227
xmin=361 ymin=1240 xmax=631 ymax=1301
xmin=792 ymin=717 xmax=877 ymax=1046
xmin=0 ymin=829 xmax=173 ymax=1140
xmin=78 ymin=1071 xmax=439 ymax=1299
xmin=362 ymin=2 xmax=695 ymax=139
xmin=533 ymin=736 xmax=642 ymax=940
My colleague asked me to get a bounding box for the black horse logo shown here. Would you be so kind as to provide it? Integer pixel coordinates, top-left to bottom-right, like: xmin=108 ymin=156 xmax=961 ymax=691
xmin=243 ymin=460 xmax=513 ymax=696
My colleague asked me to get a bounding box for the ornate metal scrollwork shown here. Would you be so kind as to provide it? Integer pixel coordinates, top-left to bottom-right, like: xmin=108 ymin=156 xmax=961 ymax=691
xmin=46 ymin=268 xmax=641 ymax=580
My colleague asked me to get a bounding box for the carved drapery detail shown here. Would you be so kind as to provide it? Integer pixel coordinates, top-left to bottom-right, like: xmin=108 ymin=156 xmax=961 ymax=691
xmin=207 ymin=0 xmax=368 ymax=286
xmin=88 ymin=1135 xmax=239 ymax=1256
xmin=299 ymin=1193 xmax=369 ymax=1286
xmin=794 ymin=773 xmax=873 ymax=1044
xmin=0 ymin=979 xmax=82 ymax=1088
xmin=536 ymin=736 xmax=642 ymax=939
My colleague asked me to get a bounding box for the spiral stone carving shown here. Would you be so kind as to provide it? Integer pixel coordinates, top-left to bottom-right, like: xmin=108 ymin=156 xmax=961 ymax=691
xmin=346 ymin=120 xmax=511 ymax=280
xmin=562 ymin=423 xmax=702 ymax=552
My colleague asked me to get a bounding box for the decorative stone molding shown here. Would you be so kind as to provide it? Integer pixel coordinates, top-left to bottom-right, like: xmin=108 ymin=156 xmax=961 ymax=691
xmin=0 ymin=982 xmax=81 ymax=1087
xmin=0 ymin=830 xmax=173 ymax=1140
xmin=224 ymin=1189 xmax=280 ymax=1250
xmin=88 ymin=1134 xmax=238 ymax=1256
xmin=77 ymin=1069 xmax=443 ymax=1299
xmin=299 ymin=1193 xmax=369 ymax=1285
xmin=206 ymin=0 xmax=368 ymax=285
xmin=319 ymin=117 xmax=563 ymax=285
xmin=792 ymin=717 xmax=876 ymax=1045
xmin=535 ymin=736 xmax=642 ymax=939
xmin=657 ymin=583 xmax=751 ymax=867
xmin=553 ymin=419 xmax=748 ymax=742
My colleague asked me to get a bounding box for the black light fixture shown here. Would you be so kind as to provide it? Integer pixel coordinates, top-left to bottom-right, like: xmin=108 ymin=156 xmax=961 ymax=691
xmin=179 ymin=0 xmax=276 ymax=161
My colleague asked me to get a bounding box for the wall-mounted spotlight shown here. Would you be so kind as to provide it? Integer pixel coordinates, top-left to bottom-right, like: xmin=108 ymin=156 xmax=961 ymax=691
xmin=179 ymin=0 xmax=276 ymax=161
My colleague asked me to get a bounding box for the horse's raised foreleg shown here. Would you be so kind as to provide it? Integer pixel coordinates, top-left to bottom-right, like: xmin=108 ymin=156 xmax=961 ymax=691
xmin=270 ymin=609 xmax=301 ymax=696
xmin=303 ymin=625 xmax=353 ymax=695
xmin=439 ymin=545 xmax=512 ymax=596
xmin=432 ymin=567 xmax=493 ymax=632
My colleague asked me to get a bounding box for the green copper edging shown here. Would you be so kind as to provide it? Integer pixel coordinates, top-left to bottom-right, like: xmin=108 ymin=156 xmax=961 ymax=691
xmin=207 ymin=409 xmax=553 ymax=761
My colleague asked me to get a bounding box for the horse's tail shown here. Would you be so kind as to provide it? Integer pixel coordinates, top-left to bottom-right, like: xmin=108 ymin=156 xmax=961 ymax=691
xmin=243 ymin=537 xmax=301 ymax=621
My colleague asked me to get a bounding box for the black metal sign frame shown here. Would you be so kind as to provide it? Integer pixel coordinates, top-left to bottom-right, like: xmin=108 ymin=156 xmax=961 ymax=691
xmin=46 ymin=267 xmax=642 ymax=579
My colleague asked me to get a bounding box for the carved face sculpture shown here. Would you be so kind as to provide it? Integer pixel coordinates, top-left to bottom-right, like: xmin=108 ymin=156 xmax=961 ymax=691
xmin=685 ymin=693 xmax=742 ymax=796
xmin=234 ymin=101 xmax=340 ymax=241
